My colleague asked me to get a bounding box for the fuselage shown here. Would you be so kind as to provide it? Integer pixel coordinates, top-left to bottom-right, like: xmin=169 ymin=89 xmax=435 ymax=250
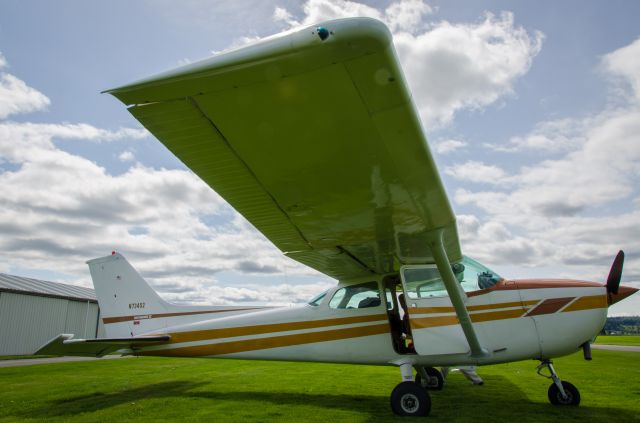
xmin=126 ymin=276 xmax=626 ymax=367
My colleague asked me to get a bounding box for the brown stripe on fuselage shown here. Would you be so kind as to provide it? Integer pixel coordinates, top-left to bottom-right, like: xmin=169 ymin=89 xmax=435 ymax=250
xmin=470 ymin=308 xmax=525 ymax=322
xmin=167 ymin=313 xmax=388 ymax=344
xmin=140 ymin=323 xmax=390 ymax=357
xmin=525 ymin=297 xmax=574 ymax=316
xmin=102 ymin=308 xmax=263 ymax=324
xmin=411 ymin=300 xmax=539 ymax=315
xmin=562 ymin=295 xmax=607 ymax=312
xmin=410 ymin=308 xmax=525 ymax=329
xmin=410 ymin=315 xmax=460 ymax=329
xmin=467 ymin=279 xmax=603 ymax=297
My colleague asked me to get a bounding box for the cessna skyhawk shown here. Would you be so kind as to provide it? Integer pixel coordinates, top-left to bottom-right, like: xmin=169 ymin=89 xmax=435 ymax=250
xmin=37 ymin=18 xmax=637 ymax=417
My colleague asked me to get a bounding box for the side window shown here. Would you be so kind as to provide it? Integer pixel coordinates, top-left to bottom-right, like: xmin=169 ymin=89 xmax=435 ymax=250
xmin=401 ymin=266 xmax=446 ymax=299
xmin=329 ymin=282 xmax=381 ymax=309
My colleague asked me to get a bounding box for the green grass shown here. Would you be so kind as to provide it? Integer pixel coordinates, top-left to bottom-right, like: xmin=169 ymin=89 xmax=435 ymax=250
xmin=0 ymin=350 xmax=638 ymax=422
xmin=595 ymin=335 xmax=640 ymax=346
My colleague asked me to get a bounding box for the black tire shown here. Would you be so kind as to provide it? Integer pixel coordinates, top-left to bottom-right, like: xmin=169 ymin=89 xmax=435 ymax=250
xmin=415 ymin=367 xmax=444 ymax=391
xmin=390 ymin=381 xmax=431 ymax=417
xmin=548 ymin=381 xmax=580 ymax=406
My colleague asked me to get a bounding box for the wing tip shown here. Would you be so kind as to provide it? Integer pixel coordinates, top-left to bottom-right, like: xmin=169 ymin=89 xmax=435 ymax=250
xmin=102 ymin=17 xmax=392 ymax=104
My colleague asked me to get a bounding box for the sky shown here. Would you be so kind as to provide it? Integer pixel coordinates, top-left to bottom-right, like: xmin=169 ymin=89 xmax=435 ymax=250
xmin=0 ymin=0 xmax=638 ymax=315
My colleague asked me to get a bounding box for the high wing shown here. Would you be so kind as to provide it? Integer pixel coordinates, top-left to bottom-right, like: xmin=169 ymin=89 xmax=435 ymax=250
xmin=106 ymin=17 xmax=461 ymax=280
xmin=35 ymin=334 xmax=171 ymax=357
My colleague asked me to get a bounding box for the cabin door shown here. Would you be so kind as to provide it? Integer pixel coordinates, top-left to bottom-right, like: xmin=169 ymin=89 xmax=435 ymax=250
xmin=399 ymin=265 xmax=469 ymax=356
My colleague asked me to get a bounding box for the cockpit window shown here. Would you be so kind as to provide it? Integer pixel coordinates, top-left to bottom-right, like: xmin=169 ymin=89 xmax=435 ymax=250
xmin=328 ymin=282 xmax=381 ymax=309
xmin=307 ymin=290 xmax=328 ymax=306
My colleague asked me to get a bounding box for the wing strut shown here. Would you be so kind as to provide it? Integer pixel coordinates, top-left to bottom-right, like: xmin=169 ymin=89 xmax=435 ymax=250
xmin=428 ymin=229 xmax=488 ymax=358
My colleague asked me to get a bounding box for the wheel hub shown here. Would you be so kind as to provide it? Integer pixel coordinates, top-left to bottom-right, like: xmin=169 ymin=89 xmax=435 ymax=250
xmin=401 ymin=393 xmax=419 ymax=413
xmin=558 ymin=391 xmax=573 ymax=404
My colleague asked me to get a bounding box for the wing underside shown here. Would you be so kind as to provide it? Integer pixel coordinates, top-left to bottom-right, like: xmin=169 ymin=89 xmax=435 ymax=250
xmin=107 ymin=18 xmax=461 ymax=280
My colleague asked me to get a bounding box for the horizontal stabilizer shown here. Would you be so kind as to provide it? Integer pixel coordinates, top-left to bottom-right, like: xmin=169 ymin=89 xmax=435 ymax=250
xmin=35 ymin=334 xmax=170 ymax=357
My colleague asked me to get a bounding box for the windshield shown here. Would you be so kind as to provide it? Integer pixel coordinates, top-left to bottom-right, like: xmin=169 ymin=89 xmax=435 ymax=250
xmin=307 ymin=290 xmax=328 ymax=306
xmin=456 ymin=256 xmax=503 ymax=291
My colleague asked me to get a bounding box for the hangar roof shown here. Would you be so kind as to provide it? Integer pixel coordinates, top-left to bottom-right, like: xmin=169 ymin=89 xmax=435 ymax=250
xmin=0 ymin=273 xmax=96 ymax=302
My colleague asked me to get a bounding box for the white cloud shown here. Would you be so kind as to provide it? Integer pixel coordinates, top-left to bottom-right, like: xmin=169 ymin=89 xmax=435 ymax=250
xmin=486 ymin=118 xmax=587 ymax=153
xmin=395 ymin=12 xmax=543 ymax=127
xmin=162 ymin=279 xmax=334 ymax=306
xmin=273 ymin=2 xmax=542 ymax=128
xmin=118 ymin=150 xmax=135 ymax=162
xmin=0 ymin=52 xmax=51 ymax=119
xmin=294 ymin=0 xmax=381 ymax=27
xmin=445 ymin=160 xmax=508 ymax=184
xmin=273 ymin=6 xmax=298 ymax=27
xmin=0 ymin=122 xmax=149 ymax=164
xmin=601 ymin=37 xmax=640 ymax=103
xmin=385 ymin=0 xmax=433 ymax=33
xmin=460 ymin=107 xmax=640 ymax=220
xmin=434 ymin=139 xmax=467 ymax=154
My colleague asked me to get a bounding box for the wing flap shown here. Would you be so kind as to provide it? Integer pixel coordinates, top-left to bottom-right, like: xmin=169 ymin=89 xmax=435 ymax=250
xmin=35 ymin=334 xmax=171 ymax=357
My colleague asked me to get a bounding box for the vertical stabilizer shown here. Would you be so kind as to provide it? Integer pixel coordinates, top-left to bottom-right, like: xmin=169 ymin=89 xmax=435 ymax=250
xmin=87 ymin=253 xmax=169 ymax=337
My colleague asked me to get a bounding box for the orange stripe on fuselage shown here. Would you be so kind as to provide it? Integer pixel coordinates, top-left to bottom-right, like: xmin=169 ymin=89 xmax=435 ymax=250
xmin=167 ymin=313 xmax=388 ymax=344
xmin=562 ymin=295 xmax=607 ymax=312
xmin=102 ymin=308 xmax=262 ymax=324
xmin=411 ymin=300 xmax=539 ymax=315
xmin=141 ymin=323 xmax=390 ymax=357
xmin=410 ymin=315 xmax=460 ymax=329
xmin=410 ymin=308 xmax=525 ymax=329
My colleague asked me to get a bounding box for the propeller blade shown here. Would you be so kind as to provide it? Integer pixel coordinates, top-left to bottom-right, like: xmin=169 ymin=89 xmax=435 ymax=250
xmin=606 ymin=250 xmax=624 ymax=295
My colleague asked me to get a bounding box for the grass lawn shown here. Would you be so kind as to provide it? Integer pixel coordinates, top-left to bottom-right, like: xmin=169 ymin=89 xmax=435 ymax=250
xmin=0 ymin=350 xmax=638 ymax=422
xmin=594 ymin=335 xmax=640 ymax=346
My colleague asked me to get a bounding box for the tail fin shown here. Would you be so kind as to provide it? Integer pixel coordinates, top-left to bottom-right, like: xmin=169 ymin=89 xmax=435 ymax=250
xmin=87 ymin=252 xmax=170 ymax=338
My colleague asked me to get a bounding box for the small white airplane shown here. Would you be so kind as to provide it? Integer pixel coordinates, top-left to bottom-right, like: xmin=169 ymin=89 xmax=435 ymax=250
xmin=37 ymin=18 xmax=637 ymax=417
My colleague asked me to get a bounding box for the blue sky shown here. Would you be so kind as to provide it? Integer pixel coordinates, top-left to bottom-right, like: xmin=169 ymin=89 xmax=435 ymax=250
xmin=0 ymin=0 xmax=638 ymax=314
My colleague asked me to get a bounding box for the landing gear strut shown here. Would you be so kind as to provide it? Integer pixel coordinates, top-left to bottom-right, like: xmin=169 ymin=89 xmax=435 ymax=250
xmin=537 ymin=359 xmax=580 ymax=406
xmin=390 ymin=363 xmax=431 ymax=416
xmin=415 ymin=366 xmax=444 ymax=391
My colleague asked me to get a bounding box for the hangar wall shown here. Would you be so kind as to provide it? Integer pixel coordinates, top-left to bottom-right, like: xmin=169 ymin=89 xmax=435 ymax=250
xmin=0 ymin=273 xmax=105 ymax=355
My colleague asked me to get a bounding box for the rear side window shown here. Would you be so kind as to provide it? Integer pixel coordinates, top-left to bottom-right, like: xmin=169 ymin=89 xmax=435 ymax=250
xmin=329 ymin=282 xmax=381 ymax=309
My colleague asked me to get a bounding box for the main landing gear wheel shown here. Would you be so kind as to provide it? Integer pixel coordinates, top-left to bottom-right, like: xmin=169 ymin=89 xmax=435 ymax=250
xmin=390 ymin=382 xmax=431 ymax=417
xmin=548 ymin=381 xmax=580 ymax=406
xmin=415 ymin=367 xmax=444 ymax=391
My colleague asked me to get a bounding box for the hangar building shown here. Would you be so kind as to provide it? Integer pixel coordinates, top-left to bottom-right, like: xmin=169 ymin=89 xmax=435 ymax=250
xmin=0 ymin=273 xmax=105 ymax=355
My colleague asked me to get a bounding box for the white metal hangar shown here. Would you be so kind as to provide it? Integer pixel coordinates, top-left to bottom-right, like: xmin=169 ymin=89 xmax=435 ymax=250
xmin=0 ymin=273 xmax=105 ymax=355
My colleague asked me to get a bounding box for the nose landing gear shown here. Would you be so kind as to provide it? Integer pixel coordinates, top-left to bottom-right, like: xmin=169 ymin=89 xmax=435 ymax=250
xmin=537 ymin=359 xmax=581 ymax=406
